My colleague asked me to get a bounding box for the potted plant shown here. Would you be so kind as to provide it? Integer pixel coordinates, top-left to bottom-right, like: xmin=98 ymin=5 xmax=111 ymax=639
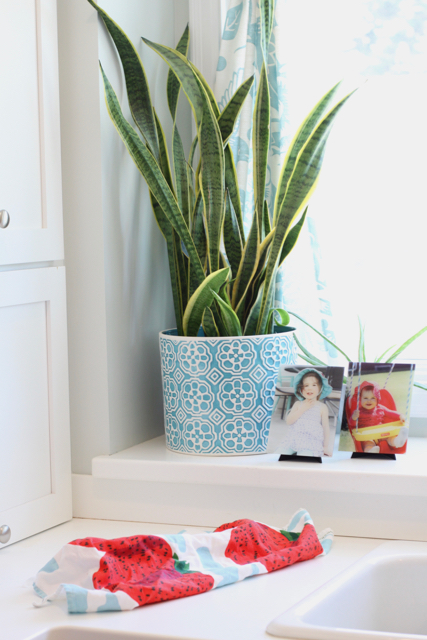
xmin=88 ymin=0 xmax=354 ymax=455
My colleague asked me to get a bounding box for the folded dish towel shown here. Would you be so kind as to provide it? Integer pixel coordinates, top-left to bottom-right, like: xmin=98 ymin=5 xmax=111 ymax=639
xmin=33 ymin=509 xmax=333 ymax=613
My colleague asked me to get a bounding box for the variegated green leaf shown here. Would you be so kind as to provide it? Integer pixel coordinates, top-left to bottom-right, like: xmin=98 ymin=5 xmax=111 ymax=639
xmin=199 ymin=109 xmax=225 ymax=273
xmin=142 ymin=39 xmax=206 ymax=126
xmin=87 ymin=0 xmax=159 ymax=160
xmin=154 ymin=109 xmax=173 ymax=190
xmin=225 ymin=147 xmax=245 ymax=243
xmin=259 ymin=0 xmax=275 ymax=61
xmin=173 ymin=124 xmax=190 ymax=226
xmin=189 ymin=192 xmax=207 ymax=297
xmin=149 ymin=193 xmax=183 ymax=334
xmin=263 ymin=200 xmax=271 ymax=237
xmin=253 ymin=62 xmax=270 ymax=235
xmin=257 ymin=90 xmax=355 ymax=333
xmin=167 ymin=24 xmax=190 ymax=121
xmin=218 ymin=75 xmax=255 ymax=145
xmin=278 ymin=206 xmax=307 ymax=266
xmin=183 ymin=268 xmax=230 ymax=336
xmin=223 ymin=191 xmax=243 ymax=279
xmin=273 ymin=81 xmax=342 ymax=225
xmin=232 ymin=215 xmax=260 ymax=317
xmin=211 ymin=291 xmax=242 ymax=336
xmin=100 ymin=64 xmax=205 ymax=286
xmin=202 ymin=307 xmax=219 ymax=337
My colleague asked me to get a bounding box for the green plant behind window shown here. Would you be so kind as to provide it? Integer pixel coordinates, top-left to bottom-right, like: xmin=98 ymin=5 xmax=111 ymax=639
xmin=290 ymin=311 xmax=427 ymax=391
xmin=89 ymin=0 xmax=355 ymax=337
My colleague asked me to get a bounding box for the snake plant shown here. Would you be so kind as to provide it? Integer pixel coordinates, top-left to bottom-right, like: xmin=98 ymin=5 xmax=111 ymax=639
xmin=88 ymin=0 xmax=354 ymax=337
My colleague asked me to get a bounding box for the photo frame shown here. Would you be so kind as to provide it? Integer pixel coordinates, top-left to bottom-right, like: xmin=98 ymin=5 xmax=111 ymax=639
xmin=339 ymin=362 xmax=416 ymax=454
xmin=268 ymin=365 xmax=345 ymax=459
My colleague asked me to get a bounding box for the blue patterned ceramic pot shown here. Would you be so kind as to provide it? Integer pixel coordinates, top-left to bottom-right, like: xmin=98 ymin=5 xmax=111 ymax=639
xmin=159 ymin=327 xmax=297 ymax=456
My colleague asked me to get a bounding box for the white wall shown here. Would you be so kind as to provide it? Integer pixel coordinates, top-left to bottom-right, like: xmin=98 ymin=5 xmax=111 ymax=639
xmin=58 ymin=0 xmax=190 ymax=474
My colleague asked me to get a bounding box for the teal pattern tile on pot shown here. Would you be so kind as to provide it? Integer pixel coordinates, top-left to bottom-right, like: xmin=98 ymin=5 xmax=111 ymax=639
xmin=159 ymin=329 xmax=297 ymax=455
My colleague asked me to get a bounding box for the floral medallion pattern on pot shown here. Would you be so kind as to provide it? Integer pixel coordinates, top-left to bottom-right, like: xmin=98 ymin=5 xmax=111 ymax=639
xmin=159 ymin=329 xmax=297 ymax=456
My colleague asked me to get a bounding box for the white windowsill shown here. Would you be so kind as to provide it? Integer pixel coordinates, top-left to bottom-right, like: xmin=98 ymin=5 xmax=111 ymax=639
xmin=92 ymin=435 xmax=427 ymax=498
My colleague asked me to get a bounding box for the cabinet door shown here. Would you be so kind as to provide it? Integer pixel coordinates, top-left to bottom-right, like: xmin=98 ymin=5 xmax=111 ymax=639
xmin=0 ymin=268 xmax=72 ymax=547
xmin=0 ymin=0 xmax=64 ymax=265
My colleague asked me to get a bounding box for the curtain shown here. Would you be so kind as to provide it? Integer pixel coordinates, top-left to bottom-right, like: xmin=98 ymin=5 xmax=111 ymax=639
xmin=214 ymin=0 xmax=338 ymax=362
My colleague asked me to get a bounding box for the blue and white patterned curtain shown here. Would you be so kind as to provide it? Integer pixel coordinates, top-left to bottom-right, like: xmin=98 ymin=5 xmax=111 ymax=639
xmin=214 ymin=0 xmax=338 ymax=361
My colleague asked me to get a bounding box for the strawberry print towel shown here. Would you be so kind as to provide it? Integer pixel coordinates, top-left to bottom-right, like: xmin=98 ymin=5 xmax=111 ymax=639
xmin=33 ymin=509 xmax=333 ymax=613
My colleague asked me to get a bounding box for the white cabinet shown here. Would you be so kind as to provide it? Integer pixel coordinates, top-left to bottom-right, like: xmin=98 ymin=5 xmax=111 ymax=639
xmin=0 ymin=0 xmax=64 ymax=265
xmin=0 ymin=0 xmax=71 ymax=547
xmin=0 ymin=268 xmax=72 ymax=546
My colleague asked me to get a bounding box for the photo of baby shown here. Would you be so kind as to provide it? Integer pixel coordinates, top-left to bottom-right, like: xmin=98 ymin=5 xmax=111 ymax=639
xmin=339 ymin=362 xmax=416 ymax=454
xmin=267 ymin=366 xmax=345 ymax=459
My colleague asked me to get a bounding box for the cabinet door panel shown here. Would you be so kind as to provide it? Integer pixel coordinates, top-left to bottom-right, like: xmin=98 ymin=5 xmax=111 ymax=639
xmin=0 ymin=268 xmax=72 ymax=546
xmin=0 ymin=0 xmax=64 ymax=264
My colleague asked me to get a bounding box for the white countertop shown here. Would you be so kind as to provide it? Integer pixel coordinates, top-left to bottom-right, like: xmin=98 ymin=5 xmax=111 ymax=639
xmin=1 ymin=517 xmax=384 ymax=640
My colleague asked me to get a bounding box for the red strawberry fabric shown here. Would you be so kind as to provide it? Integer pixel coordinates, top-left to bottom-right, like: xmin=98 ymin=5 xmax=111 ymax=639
xmin=33 ymin=509 xmax=333 ymax=613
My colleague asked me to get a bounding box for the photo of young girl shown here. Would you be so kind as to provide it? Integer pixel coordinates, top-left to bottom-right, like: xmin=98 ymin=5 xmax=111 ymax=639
xmin=339 ymin=362 xmax=416 ymax=454
xmin=270 ymin=366 xmax=345 ymax=458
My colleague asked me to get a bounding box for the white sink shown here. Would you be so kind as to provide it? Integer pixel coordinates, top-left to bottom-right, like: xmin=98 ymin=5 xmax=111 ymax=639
xmin=267 ymin=541 xmax=427 ymax=640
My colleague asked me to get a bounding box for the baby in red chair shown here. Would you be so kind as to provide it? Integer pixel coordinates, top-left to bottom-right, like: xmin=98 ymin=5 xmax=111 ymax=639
xmin=348 ymin=381 xmax=409 ymax=453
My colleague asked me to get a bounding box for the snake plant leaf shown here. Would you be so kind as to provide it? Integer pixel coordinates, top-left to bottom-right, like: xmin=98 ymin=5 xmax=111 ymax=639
xmin=278 ymin=207 xmax=307 ymax=266
xmin=299 ymin=353 xmax=328 ymax=366
xmin=257 ymin=90 xmax=356 ymax=333
xmin=199 ymin=109 xmax=225 ymax=273
xmin=189 ymin=134 xmax=199 ymax=170
xmin=173 ymin=124 xmax=190 ymax=226
xmin=150 ymin=193 xmax=183 ymax=334
xmin=253 ymin=62 xmax=270 ymax=235
xmin=100 ymin=64 xmax=205 ymax=286
xmin=142 ymin=38 xmax=205 ymax=126
xmin=154 ymin=109 xmax=174 ymax=190
xmin=232 ymin=214 xmax=260 ymax=316
xmin=415 ymin=382 xmax=427 ymax=391
xmin=211 ymin=291 xmax=242 ymax=336
xmin=167 ymin=24 xmax=190 ymax=121
xmin=218 ymin=75 xmax=255 ymax=145
xmin=289 ymin=311 xmax=351 ymax=361
xmin=243 ymin=282 xmax=265 ymax=335
xmin=358 ymin=316 xmax=366 ymax=362
xmin=174 ymin=230 xmax=188 ymax=312
xmin=260 ymin=0 xmax=275 ymax=61
xmin=189 ymin=192 xmax=207 ymax=297
xmin=87 ymin=0 xmax=159 ymax=160
xmin=225 ymin=147 xmax=245 ymax=243
xmin=293 ymin=333 xmax=327 ymax=365
xmin=223 ymin=191 xmax=243 ymax=279
xmin=265 ymin=307 xmax=289 ymax=334
xmin=202 ymin=307 xmax=219 ymax=337
xmin=273 ymin=81 xmax=342 ymax=225
xmin=385 ymin=326 xmax=427 ymax=363
xmin=263 ymin=200 xmax=271 ymax=237
xmin=183 ymin=267 xmax=230 ymax=336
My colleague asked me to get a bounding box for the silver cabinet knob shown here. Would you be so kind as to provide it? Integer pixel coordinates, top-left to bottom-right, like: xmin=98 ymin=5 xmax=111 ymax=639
xmin=0 ymin=210 xmax=10 ymax=228
xmin=0 ymin=525 xmax=11 ymax=544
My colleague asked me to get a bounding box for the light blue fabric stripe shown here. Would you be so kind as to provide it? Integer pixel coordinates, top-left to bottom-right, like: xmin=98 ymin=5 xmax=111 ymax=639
xmin=196 ymin=547 xmax=239 ymax=587
xmin=97 ymin=592 xmax=122 ymax=612
xmin=63 ymin=584 xmax=89 ymax=613
xmin=33 ymin=582 xmax=47 ymax=599
xmin=39 ymin=557 xmax=59 ymax=574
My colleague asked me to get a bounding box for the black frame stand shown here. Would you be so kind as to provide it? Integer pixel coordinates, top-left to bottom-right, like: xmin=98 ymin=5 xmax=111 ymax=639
xmin=351 ymin=452 xmax=396 ymax=460
xmin=279 ymin=454 xmax=322 ymax=463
